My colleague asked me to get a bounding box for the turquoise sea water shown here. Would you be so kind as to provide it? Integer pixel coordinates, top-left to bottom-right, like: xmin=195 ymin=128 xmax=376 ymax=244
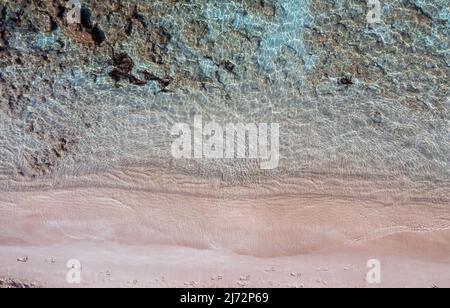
xmin=0 ymin=0 xmax=448 ymax=183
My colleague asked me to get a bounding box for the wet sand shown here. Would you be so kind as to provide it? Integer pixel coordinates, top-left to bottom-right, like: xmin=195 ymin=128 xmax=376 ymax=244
xmin=0 ymin=167 xmax=449 ymax=287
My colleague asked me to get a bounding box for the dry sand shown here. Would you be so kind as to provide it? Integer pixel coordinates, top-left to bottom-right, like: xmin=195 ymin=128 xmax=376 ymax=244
xmin=0 ymin=167 xmax=449 ymax=288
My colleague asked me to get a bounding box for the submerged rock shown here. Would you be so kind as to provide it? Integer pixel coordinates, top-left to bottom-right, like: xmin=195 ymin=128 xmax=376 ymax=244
xmin=0 ymin=0 xmax=448 ymax=182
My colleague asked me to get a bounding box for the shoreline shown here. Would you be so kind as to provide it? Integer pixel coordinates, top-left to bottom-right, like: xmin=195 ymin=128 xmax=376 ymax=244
xmin=0 ymin=166 xmax=449 ymax=287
